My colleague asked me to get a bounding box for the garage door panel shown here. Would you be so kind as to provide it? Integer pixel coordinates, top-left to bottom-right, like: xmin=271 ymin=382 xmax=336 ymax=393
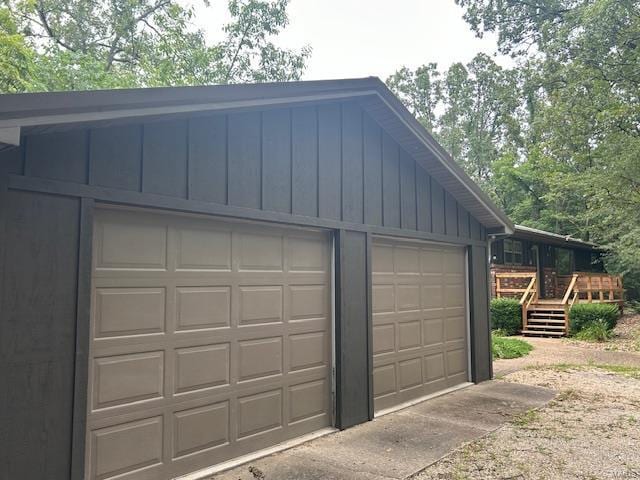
xmin=373 ymin=239 xmax=468 ymax=413
xmin=289 ymin=331 xmax=328 ymax=371
xmin=237 ymin=388 xmax=283 ymax=439
xmin=444 ymin=284 xmax=465 ymax=307
xmin=95 ymin=214 xmax=168 ymax=271
xmin=238 ymin=286 xmax=283 ymax=325
xmin=237 ymin=232 xmax=284 ymax=272
xmin=372 ymin=284 xmax=395 ymax=313
xmin=372 ymin=323 xmax=395 ymax=355
xmin=88 ymin=209 xmax=332 ymax=479
xmin=237 ymin=337 xmax=283 ymax=382
xmin=372 ymin=244 xmax=394 ymax=273
xmin=373 ymin=363 xmax=397 ymax=397
xmin=288 ymin=236 xmax=329 ymax=272
xmin=424 ymin=353 xmax=445 ymax=383
xmin=92 ymin=351 xmax=164 ymax=411
xmin=90 ymin=415 xmax=164 ymax=480
xmin=422 ymin=318 xmax=444 ymax=346
xmin=94 ymin=287 xmax=166 ymax=338
xmin=289 ymin=379 xmax=328 ymax=423
xmin=174 ymin=343 xmax=230 ymax=394
xmin=175 ymin=286 xmax=231 ymax=331
xmin=396 ymin=284 xmax=420 ymax=311
xmin=421 ymin=284 xmax=443 ymax=309
xmin=289 ymin=285 xmax=328 ymax=321
xmin=398 ymin=358 xmax=423 ymax=391
xmin=176 ymin=227 xmax=232 ymax=272
xmin=395 ymin=246 xmax=420 ymax=274
xmin=397 ymin=320 xmax=422 ymax=351
xmin=446 ymin=349 xmax=467 ymax=377
xmin=172 ymin=401 xmax=230 ymax=459
xmin=421 ymin=249 xmax=443 ymax=274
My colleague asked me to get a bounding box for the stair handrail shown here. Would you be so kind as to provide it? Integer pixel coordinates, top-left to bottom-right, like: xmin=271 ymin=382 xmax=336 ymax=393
xmin=519 ymin=276 xmax=537 ymax=305
xmin=561 ymin=274 xmax=579 ymax=305
xmin=519 ymin=276 xmax=537 ymax=332
xmin=561 ymin=274 xmax=579 ymax=334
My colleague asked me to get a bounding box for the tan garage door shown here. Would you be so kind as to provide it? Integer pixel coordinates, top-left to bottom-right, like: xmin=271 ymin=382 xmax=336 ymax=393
xmin=372 ymin=238 xmax=469 ymax=413
xmin=86 ymin=208 xmax=332 ymax=480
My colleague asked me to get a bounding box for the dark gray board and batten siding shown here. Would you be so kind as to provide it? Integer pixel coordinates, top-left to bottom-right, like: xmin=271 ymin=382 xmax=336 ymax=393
xmin=0 ymin=98 xmax=490 ymax=480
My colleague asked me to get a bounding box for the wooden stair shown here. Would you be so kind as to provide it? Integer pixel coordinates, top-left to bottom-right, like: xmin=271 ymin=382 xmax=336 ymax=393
xmin=521 ymin=303 xmax=567 ymax=337
xmin=497 ymin=271 xmax=624 ymax=339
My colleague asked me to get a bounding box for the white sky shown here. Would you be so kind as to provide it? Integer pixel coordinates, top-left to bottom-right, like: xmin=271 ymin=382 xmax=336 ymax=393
xmin=194 ymin=0 xmax=510 ymax=81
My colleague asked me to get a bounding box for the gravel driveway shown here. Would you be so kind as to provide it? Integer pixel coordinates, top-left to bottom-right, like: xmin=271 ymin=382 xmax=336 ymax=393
xmin=415 ymin=314 xmax=640 ymax=480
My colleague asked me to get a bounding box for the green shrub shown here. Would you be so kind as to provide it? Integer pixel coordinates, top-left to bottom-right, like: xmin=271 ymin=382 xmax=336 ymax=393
xmin=492 ymin=333 xmax=533 ymax=359
xmin=490 ymin=298 xmax=522 ymax=335
xmin=574 ymin=320 xmax=612 ymax=342
xmin=569 ymin=303 xmax=620 ymax=334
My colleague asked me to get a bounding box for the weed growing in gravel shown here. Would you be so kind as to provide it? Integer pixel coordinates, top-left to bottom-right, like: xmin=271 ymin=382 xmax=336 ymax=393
xmin=512 ymin=409 xmax=540 ymax=427
xmin=492 ymin=333 xmax=533 ymax=359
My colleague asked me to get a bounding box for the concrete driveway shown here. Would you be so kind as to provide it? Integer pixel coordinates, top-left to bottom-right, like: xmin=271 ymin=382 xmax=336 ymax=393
xmin=210 ymin=381 xmax=555 ymax=480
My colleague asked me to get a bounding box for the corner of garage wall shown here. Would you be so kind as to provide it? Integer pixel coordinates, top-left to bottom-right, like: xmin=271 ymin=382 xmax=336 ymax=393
xmin=468 ymin=244 xmax=493 ymax=383
xmin=0 ymin=148 xmax=82 ymax=479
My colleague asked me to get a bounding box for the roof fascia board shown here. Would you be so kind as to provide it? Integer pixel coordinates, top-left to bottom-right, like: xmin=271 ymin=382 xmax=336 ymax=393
xmin=513 ymin=232 xmax=599 ymax=250
xmin=0 ymin=90 xmax=377 ymax=129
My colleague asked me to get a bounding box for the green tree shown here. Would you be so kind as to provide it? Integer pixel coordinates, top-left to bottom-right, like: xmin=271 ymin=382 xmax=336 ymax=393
xmin=456 ymin=0 xmax=640 ymax=295
xmin=0 ymin=6 xmax=35 ymax=92
xmin=1 ymin=0 xmax=310 ymax=91
xmin=386 ymin=54 xmax=522 ymax=192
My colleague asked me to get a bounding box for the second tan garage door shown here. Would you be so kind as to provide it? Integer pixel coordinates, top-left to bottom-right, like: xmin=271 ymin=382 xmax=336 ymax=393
xmin=86 ymin=208 xmax=332 ymax=479
xmin=372 ymin=238 xmax=469 ymax=413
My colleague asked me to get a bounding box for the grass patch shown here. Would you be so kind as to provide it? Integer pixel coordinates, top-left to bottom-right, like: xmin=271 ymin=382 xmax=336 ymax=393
xmin=527 ymin=362 xmax=640 ymax=380
xmin=492 ymin=333 xmax=533 ymax=359
xmin=595 ymin=364 xmax=640 ymax=380
xmin=574 ymin=319 xmax=612 ymax=342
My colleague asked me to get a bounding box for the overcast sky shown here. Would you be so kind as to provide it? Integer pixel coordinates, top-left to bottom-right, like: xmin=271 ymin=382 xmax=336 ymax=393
xmin=195 ymin=0 xmax=510 ymax=81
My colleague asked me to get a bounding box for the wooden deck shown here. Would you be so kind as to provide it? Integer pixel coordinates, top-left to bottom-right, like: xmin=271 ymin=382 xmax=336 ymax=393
xmin=496 ymin=272 xmax=624 ymax=337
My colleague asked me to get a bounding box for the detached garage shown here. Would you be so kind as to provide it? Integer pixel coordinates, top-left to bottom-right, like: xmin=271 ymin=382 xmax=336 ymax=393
xmin=0 ymin=78 xmax=513 ymax=480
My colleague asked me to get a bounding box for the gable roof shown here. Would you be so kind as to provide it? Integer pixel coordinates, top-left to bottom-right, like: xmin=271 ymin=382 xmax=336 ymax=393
xmin=513 ymin=224 xmax=600 ymax=250
xmin=0 ymin=77 xmax=514 ymax=233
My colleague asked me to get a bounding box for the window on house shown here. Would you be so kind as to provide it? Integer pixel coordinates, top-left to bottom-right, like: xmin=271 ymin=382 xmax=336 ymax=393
xmin=556 ymin=248 xmax=574 ymax=275
xmin=504 ymin=239 xmax=523 ymax=265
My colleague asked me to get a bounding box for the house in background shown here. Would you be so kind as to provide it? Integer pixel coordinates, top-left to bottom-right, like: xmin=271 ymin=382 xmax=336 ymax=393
xmin=491 ymin=224 xmax=605 ymax=299
xmin=490 ymin=225 xmax=623 ymax=336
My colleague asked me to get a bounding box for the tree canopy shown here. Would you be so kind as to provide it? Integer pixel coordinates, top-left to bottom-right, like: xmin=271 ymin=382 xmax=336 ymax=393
xmin=0 ymin=0 xmax=310 ymax=91
xmin=388 ymin=0 xmax=640 ymax=297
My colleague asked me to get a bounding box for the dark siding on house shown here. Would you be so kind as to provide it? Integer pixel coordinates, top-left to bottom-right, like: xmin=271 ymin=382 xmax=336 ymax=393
xmin=188 ymin=115 xmax=227 ymax=204
xmin=15 ymin=101 xmax=483 ymax=245
xmin=1 ymin=98 xmax=491 ymax=478
xmin=0 ymin=184 xmax=79 ymax=479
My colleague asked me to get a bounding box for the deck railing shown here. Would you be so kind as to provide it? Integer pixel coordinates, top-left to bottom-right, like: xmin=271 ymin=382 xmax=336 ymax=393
xmin=496 ymin=271 xmax=623 ymax=335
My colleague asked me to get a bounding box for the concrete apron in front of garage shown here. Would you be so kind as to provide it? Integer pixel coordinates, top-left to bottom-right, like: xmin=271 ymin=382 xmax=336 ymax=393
xmin=210 ymin=380 xmax=556 ymax=480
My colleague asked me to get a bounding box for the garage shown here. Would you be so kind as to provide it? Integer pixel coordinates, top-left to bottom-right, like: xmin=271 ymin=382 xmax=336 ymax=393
xmin=87 ymin=208 xmax=332 ymax=479
xmin=372 ymin=238 xmax=468 ymax=413
xmin=0 ymin=79 xmax=514 ymax=479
